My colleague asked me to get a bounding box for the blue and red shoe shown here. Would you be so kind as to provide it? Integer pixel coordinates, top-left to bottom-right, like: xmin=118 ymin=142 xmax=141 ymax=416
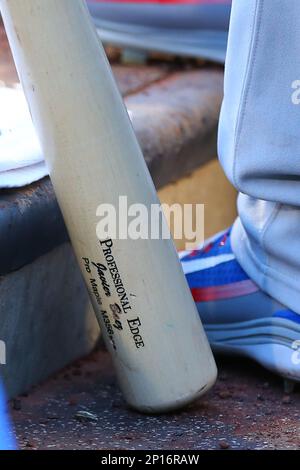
xmin=180 ymin=228 xmax=300 ymax=382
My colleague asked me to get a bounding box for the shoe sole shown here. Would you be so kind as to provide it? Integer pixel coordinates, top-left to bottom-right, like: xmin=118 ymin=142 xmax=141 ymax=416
xmin=204 ymin=317 xmax=300 ymax=381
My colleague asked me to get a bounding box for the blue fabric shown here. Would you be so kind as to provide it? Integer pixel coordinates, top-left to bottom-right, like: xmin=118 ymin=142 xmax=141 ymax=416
xmin=186 ymin=260 xmax=249 ymax=288
xmin=0 ymin=381 xmax=16 ymax=450
xmin=274 ymin=310 xmax=300 ymax=325
xmin=184 ymin=229 xmax=249 ymax=288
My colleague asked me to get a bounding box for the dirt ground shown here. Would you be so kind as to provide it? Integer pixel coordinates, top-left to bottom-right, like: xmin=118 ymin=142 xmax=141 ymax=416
xmin=10 ymin=347 xmax=300 ymax=451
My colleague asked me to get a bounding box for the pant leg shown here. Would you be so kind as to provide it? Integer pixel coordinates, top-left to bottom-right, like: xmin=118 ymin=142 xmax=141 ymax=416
xmin=218 ymin=0 xmax=300 ymax=314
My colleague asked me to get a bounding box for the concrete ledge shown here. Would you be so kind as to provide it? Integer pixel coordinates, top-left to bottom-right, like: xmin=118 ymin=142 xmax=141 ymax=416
xmin=1 ymin=243 xmax=99 ymax=398
xmin=128 ymin=69 xmax=223 ymax=188
xmin=0 ymin=179 xmax=68 ymax=276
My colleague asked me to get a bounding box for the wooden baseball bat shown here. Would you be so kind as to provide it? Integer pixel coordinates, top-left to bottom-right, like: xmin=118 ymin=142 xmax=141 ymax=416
xmin=1 ymin=0 xmax=217 ymax=413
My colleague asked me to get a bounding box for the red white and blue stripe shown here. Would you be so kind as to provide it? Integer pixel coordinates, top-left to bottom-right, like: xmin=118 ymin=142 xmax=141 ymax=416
xmin=180 ymin=229 xmax=259 ymax=303
xmin=180 ymin=227 xmax=300 ymax=381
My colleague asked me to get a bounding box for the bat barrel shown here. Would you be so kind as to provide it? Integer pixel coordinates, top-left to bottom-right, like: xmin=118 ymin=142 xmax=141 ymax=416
xmin=0 ymin=0 xmax=217 ymax=413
